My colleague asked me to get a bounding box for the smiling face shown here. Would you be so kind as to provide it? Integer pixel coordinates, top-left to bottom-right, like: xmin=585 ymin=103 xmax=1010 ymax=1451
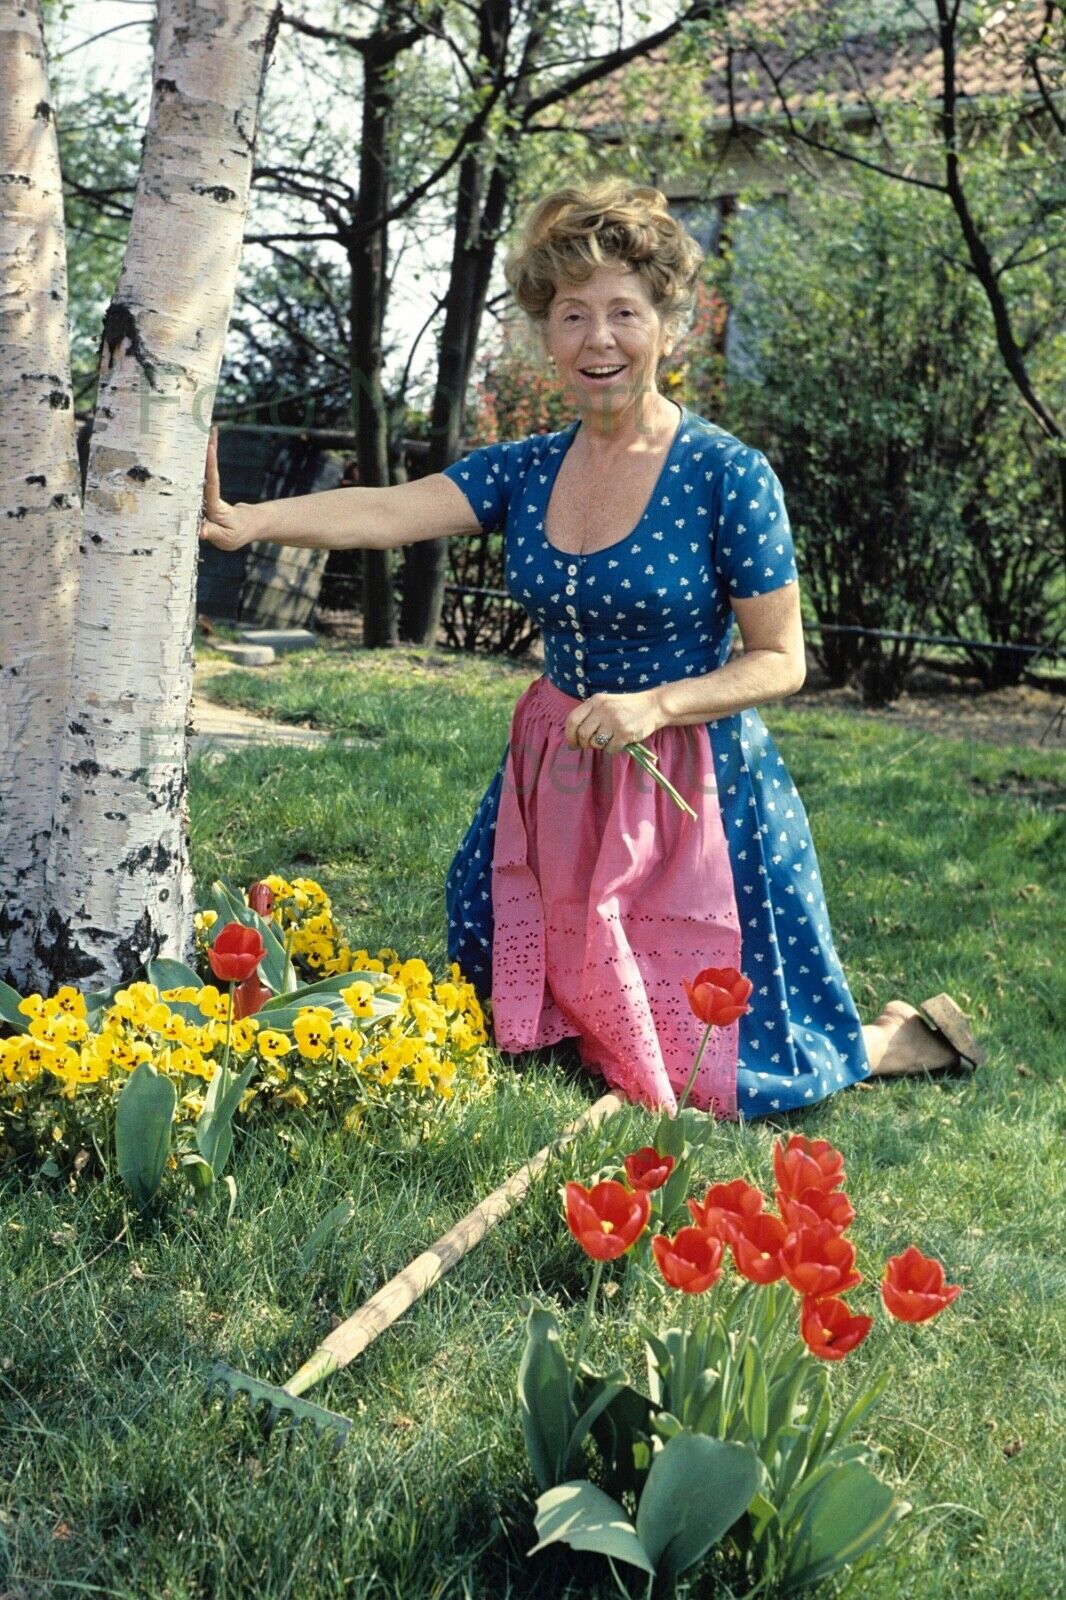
xmin=542 ymin=261 xmax=674 ymax=430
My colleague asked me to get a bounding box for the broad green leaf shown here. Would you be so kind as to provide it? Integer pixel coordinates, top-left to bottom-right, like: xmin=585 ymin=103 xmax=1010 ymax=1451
xmin=116 ymin=1060 xmax=177 ymax=1208
xmin=781 ymin=1462 xmax=910 ymax=1593
xmin=826 ymin=1368 xmax=890 ymax=1451
xmin=517 ymin=1304 xmax=574 ymax=1492
xmin=530 ymin=1481 xmax=655 ymax=1576
xmin=636 ymin=1431 xmax=760 ymax=1583
xmin=257 ymin=970 xmax=396 ymax=1010
xmin=0 ymin=977 xmax=29 ymax=1034
xmin=194 ymin=1060 xmax=257 ymax=1178
xmin=564 ymin=1373 xmax=626 ymax=1476
xmin=145 ymin=958 xmax=203 ymax=992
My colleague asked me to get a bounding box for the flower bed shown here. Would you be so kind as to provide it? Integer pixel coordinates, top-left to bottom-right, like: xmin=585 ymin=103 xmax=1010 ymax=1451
xmin=0 ymin=875 xmax=492 ymax=1176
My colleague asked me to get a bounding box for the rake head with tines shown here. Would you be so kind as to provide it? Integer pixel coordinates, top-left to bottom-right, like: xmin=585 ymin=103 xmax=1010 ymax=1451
xmin=205 ymin=1349 xmax=353 ymax=1444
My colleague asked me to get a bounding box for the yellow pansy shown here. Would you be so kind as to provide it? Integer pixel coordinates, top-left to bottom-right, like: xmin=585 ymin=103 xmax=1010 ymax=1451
xmin=293 ymin=1014 xmax=332 ymax=1060
xmin=276 ymin=1085 xmax=309 ymax=1110
xmin=257 ymin=1030 xmax=293 ymax=1062
xmin=52 ymin=986 xmax=88 ymax=1020
xmin=17 ymin=994 xmax=45 ymax=1019
xmin=230 ymin=1019 xmax=259 ymax=1054
xmin=197 ymin=985 xmax=231 ymax=1021
xmin=331 ymin=1026 xmax=362 ymax=1065
xmin=340 ymin=981 xmax=376 ymax=1020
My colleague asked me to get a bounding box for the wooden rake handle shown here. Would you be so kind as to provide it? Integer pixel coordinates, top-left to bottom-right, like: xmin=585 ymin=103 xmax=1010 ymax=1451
xmin=285 ymin=1091 xmax=624 ymax=1396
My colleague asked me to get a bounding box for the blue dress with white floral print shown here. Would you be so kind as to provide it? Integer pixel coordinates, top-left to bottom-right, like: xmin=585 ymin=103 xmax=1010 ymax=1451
xmin=440 ymin=403 xmax=871 ymax=1116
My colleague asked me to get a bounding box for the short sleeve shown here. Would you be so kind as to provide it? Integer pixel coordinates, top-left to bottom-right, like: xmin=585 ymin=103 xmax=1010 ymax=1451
xmin=713 ymin=447 xmax=799 ymax=600
xmin=440 ymin=436 xmax=537 ymax=536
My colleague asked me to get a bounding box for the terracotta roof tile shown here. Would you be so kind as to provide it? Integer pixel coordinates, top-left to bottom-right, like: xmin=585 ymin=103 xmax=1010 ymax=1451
xmin=565 ymin=0 xmax=1054 ymax=132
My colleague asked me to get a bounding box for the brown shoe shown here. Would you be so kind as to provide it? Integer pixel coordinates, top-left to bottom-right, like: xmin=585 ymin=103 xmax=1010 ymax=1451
xmin=917 ymin=994 xmax=986 ymax=1070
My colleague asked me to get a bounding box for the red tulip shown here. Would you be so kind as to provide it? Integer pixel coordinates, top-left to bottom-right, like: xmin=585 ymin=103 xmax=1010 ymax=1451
xmin=777 ymin=1186 xmax=855 ymax=1235
xmin=652 ymin=1227 xmax=724 ymax=1295
xmin=773 ymin=1134 xmax=846 ymax=1200
xmin=232 ymin=975 xmax=273 ymax=1020
xmin=247 ymin=881 xmax=275 ymax=916
xmin=688 ymin=1179 xmax=765 ymax=1243
xmin=800 ymin=1295 xmax=873 ymax=1361
xmin=565 ymin=1181 xmax=651 ymax=1262
xmin=207 ymin=921 xmax=266 ymax=983
xmin=730 ymin=1211 xmax=789 ymax=1284
xmin=682 ymin=966 xmax=753 ymax=1028
xmin=780 ymin=1222 xmax=862 ymax=1300
xmin=623 ymin=1147 xmax=675 ymax=1192
xmin=881 ymin=1245 xmax=962 ymax=1324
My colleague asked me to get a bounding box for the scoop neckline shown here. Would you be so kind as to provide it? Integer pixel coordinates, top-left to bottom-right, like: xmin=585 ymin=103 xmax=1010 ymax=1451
xmin=542 ymin=401 xmax=688 ymax=560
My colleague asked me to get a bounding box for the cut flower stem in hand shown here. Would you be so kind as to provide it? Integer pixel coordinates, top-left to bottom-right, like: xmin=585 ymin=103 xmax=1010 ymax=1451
xmin=625 ymin=742 xmax=697 ymax=819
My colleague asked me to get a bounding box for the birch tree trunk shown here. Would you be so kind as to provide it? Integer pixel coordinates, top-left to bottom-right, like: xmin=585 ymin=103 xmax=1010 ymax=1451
xmin=0 ymin=0 xmax=81 ymax=989
xmin=36 ymin=0 xmax=282 ymax=989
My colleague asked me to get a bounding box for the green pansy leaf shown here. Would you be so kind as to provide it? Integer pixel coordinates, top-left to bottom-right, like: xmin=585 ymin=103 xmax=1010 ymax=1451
xmin=144 ymin=958 xmax=203 ymax=992
xmin=194 ymin=1060 xmax=257 ymax=1179
xmin=0 ymin=977 xmax=29 ymax=1034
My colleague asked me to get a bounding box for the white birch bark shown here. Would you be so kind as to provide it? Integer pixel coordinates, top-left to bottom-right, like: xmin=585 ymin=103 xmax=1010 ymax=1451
xmin=37 ymin=0 xmax=282 ymax=988
xmin=0 ymin=0 xmax=81 ymax=989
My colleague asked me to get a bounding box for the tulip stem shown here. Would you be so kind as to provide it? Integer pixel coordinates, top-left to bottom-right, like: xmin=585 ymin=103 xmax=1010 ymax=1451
xmin=676 ymin=1021 xmax=713 ymax=1115
xmin=570 ymin=1257 xmax=605 ymax=1393
xmin=220 ymin=980 xmax=236 ymax=1082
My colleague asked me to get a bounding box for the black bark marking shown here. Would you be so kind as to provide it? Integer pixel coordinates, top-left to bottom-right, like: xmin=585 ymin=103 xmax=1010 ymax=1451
xmin=87 ymin=533 xmax=102 ymax=545
xmin=118 ymin=840 xmax=173 ymax=877
xmin=34 ymin=101 xmax=52 ymax=122
xmin=35 ymin=909 xmax=103 ymax=986
xmin=71 ymin=758 xmax=101 ymax=778
xmin=100 ymin=301 xmax=159 ymax=391
xmin=156 ymin=77 xmax=179 ymax=95
xmin=0 ymin=175 xmax=31 ymax=187
xmin=48 ymin=391 xmax=71 ymax=410
xmin=69 ymin=721 xmax=87 ymax=735
xmin=25 ymin=474 xmax=46 ymax=485
xmin=126 ymin=464 xmax=152 ymax=481
xmin=5 ymin=507 xmax=27 ymax=519
xmin=191 ymin=184 xmax=237 ymax=204
xmin=51 ymin=492 xmax=74 ymax=508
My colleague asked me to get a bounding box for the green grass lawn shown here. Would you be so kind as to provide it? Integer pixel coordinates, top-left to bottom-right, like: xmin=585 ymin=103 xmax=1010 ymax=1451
xmin=2 ymin=645 xmax=1064 ymax=1600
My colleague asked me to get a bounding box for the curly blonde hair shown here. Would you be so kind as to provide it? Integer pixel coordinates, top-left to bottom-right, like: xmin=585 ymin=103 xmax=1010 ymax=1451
xmin=503 ymin=179 xmax=704 ymax=363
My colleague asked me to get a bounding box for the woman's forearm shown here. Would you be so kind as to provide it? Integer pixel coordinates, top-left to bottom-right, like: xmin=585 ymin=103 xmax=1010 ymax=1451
xmin=650 ymin=646 xmax=805 ymax=728
xmin=243 ymin=485 xmax=391 ymax=551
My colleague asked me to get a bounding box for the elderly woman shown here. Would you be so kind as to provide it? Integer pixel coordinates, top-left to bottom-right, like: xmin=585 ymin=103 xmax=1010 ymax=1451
xmin=201 ymin=179 xmax=982 ymax=1118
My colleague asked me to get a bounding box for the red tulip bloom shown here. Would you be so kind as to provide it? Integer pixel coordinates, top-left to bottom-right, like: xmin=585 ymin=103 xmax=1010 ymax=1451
xmin=780 ymin=1222 xmax=862 ymax=1300
xmin=565 ymin=1181 xmax=651 ymax=1262
xmin=688 ymin=1179 xmax=765 ymax=1244
xmin=232 ymin=975 xmax=273 ymax=1020
xmin=800 ymin=1296 xmax=873 ymax=1361
xmin=208 ymin=921 xmax=266 ymax=983
xmin=773 ymin=1134 xmax=846 ymax=1200
xmin=881 ymin=1246 xmax=962 ymax=1324
xmin=730 ymin=1211 xmax=789 ymax=1284
xmin=682 ymin=966 xmax=754 ymax=1028
xmin=623 ymin=1147 xmax=675 ymax=1192
xmin=652 ymin=1227 xmax=724 ymax=1295
xmin=777 ymin=1186 xmax=855 ymax=1235
xmin=247 ymin=881 xmax=275 ymax=917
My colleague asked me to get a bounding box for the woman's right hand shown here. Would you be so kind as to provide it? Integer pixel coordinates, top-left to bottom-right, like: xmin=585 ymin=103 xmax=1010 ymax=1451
xmin=199 ymin=426 xmax=256 ymax=552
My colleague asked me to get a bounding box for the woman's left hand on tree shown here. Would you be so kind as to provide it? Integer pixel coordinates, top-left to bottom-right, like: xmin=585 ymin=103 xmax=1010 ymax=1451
xmin=564 ymin=689 xmax=665 ymax=753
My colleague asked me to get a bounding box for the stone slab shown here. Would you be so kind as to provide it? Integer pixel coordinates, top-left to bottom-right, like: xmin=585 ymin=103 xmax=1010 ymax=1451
xmin=211 ymin=642 xmax=276 ymax=667
xmin=238 ymin=628 xmax=318 ymax=655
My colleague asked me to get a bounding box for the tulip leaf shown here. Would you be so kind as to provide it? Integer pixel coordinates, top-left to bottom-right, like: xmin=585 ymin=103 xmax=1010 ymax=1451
xmin=585 ymin=1379 xmax=654 ymax=1500
xmin=780 ymin=1462 xmax=910 ymax=1594
xmin=517 ymin=1304 xmax=574 ymax=1492
xmin=635 ymin=1431 xmax=760 ymax=1582
xmin=115 ymin=1060 xmax=177 ymax=1209
xmin=300 ymin=1198 xmax=358 ymax=1273
xmin=145 ymin=958 xmax=203 ymax=992
xmin=530 ymin=1482 xmax=655 ymax=1576
xmin=194 ymin=1060 xmax=257 ymax=1179
xmin=0 ymin=977 xmax=29 ymax=1034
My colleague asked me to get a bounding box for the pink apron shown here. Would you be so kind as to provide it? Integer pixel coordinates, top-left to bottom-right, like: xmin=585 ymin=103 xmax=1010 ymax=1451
xmin=490 ymin=675 xmax=742 ymax=1118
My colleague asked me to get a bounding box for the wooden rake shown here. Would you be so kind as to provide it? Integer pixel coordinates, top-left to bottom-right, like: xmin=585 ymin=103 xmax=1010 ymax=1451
xmin=206 ymin=1091 xmax=624 ymax=1444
